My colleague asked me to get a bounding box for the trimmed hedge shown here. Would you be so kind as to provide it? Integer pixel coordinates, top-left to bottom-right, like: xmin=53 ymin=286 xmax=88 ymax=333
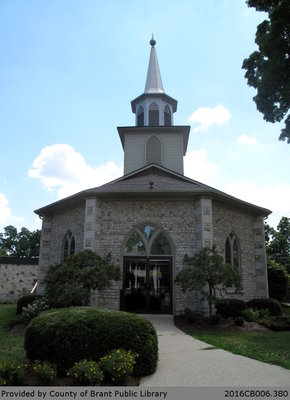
xmin=24 ymin=307 xmax=158 ymax=376
xmin=215 ymin=299 xmax=247 ymax=318
xmin=16 ymin=294 xmax=42 ymax=315
xmin=247 ymin=298 xmax=282 ymax=316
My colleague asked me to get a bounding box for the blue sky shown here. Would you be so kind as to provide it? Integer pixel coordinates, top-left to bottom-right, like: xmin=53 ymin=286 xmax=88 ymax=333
xmin=0 ymin=0 xmax=289 ymax=232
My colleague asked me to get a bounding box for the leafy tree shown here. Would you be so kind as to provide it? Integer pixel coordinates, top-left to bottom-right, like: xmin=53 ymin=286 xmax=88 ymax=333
xmin=267 ymin=258 xmax=288 ymax=301
xmin=266 ymin=217 xmax=290 ymax=273
xmin=44 ymin=250 xmax=121 ymax=307
xmin=265 ymin=217 xmax=290 ymax=301
xmin=0 ymin=225 xmax=40 ymax=257
xmin=175 ymin=246 xmax=242 ymax=317
xmin=242 ymin=0 xmax=290 ymax=142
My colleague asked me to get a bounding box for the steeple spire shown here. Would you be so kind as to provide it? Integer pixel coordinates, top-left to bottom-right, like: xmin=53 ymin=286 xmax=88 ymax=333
xmin=144 ymin=35 xmax=165 ymax=94
xmin=131 ymin=36 xmax=178 ymax=123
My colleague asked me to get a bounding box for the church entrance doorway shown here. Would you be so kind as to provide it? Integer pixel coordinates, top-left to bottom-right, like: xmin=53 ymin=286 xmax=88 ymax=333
xmin=121 ymin=225 xmax=173 ymax=314
xmin=122 ymin=257 xmax=172 ymax=313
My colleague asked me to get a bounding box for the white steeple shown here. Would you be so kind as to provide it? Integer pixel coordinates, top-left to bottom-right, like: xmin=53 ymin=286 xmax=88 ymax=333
xmin=118 ymin=37 xmax=190 ymax=176
xmin=131 ymin=36 xmax=177 ymax=127
xmin=144 ymin=35 xmax=165 ymax=94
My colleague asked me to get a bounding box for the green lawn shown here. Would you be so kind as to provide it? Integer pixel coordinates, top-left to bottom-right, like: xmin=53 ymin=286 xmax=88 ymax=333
xmin=183 ymin=327 xmax=290 ymax=370
xmin=0 ymin=304 xmax=26 ymax=362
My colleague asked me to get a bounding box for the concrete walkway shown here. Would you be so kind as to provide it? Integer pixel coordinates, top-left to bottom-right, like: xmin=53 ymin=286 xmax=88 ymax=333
xmin=139 ymin=315 xmax=290 ymax=386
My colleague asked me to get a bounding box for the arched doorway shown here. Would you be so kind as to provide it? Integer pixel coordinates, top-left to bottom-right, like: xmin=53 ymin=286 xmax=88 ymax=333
xmin=121 ymin=225 xmax=172 ymax=313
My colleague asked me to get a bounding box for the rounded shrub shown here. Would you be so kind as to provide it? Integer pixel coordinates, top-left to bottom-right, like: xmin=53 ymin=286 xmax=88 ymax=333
xmin=215 ymin=299 xmax=247 ymax=318
xmin=16 ymin=294 xmax=42 ymax=315
xmin=247 ymin=298 xmax=282 ymax=316
xmin=24 ymin=307 xmax=158 ymax=376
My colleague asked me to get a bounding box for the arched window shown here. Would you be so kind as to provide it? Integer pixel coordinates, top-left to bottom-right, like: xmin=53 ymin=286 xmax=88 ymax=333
xmin=137 ymin=106 xmax=144 ymax=127
xmin=63 ymin=231 xmax=75 ymax=259
xmin=149 ymin=102 xmax=159 ymax=126
xmin=164 ymin=105 xmax=171 ymax=126
xmin=124 ymin=225 xmax=172 ymax=256
xmin=146 ymin=135 xmax=161 ymax=165
xmin=225 ymin=232 xmax=240 ymax=268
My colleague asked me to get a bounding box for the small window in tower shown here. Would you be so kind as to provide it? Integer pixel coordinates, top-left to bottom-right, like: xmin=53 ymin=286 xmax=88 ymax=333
xmin=146 ymin=135 xmax=161 ymax=165
xmin=164 ymin=105 xmax=171 ymax=126
xmin=137 ymin=106 xmax=144 ymax=127
xmin=149 ymin=102 xmax=159 ymax=126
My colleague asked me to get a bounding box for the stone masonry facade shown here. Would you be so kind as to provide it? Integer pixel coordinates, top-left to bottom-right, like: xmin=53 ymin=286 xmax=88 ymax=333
xmin=212 ymin=201 xmax=268 ymax=301
xmin=37 ymin=204 xmax=85 ymax=295
xmin=37 ymin=193 xmax=268 ymax=315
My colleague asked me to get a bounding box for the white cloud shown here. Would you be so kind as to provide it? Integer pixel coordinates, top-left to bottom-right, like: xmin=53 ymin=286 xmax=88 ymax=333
xmin=0 ymin=193 xmax=11 ymax=224
xmin=224 ymin=181 xmax=290 ymax=228
xmin=184 ymin=149 xmax=218 ymax=184
xmin=189 ymin=105 xmax=231 ymax=132
xmin=29 ymin=144 xmax=123 ymax=199
xmin=238 ymin=135 xmax=257 ymax=145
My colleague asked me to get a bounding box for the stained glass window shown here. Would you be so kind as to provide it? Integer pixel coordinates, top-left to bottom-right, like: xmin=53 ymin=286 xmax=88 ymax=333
xmin=124 ymin=226 xmax=171 ymax=256
xmin=125 ymin=231 xmax=146 ymax=255
xmin=151 ymin=232 xmax=172 ymax=255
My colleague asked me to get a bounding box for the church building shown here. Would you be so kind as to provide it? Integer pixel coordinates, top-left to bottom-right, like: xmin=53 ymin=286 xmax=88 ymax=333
xmin=35 ymin=37 xmax=270 ymax=315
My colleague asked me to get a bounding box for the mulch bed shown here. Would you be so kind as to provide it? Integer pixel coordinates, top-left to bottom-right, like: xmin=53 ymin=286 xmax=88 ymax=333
xmin=174 ymin=315 xmax=269 ymax=333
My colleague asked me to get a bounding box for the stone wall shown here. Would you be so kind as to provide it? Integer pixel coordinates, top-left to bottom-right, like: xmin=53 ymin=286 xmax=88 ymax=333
xmin=0 ymin=258 xmax=38 ymax=303
xmin=36 ymin=194 xmax=268 ymax=314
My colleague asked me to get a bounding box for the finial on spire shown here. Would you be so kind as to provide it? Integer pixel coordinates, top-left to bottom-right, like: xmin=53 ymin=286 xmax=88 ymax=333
xmin=150 ymin=34 xmax=156 ymax=47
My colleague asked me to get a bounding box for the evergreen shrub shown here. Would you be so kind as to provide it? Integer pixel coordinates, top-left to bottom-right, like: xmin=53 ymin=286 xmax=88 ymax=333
xmin=247 ymin=298 xmax=282 ymax=316
xmin=215 ymin=299 xmax=247 ymax=318
xmin=24 ymin=307 xmax=158 ymax=376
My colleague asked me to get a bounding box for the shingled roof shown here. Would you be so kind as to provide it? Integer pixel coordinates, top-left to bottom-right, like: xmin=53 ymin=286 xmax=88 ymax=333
xmin=35 ymin=164 xmax=271 ymax=217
